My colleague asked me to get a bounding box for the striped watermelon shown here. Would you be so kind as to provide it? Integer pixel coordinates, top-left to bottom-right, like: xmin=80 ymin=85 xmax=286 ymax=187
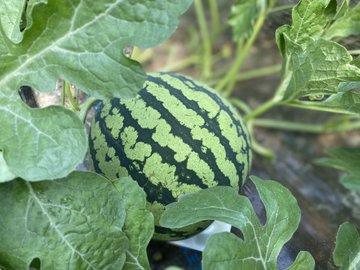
xmin=89 ymin=72 xmax=252 ymax=240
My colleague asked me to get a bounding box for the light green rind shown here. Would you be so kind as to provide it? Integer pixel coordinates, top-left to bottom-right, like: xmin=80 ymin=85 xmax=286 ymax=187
xmin=90 ymin=72 xmax=252 ymax=240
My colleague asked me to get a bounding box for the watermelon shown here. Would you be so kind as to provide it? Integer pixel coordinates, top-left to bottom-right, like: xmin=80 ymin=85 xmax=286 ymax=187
xmin=89 ymin=72 xmax=252 ymax=240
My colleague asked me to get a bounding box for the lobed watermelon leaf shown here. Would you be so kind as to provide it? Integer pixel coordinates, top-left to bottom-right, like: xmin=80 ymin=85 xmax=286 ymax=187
xmin=160 ymin=176 xmax=315 ymax=269
xmin=0 ymin=0 xmax=192 ymax=181
xmin=0 ymin=172 xmax=153 ymax=269
xmin=333 ymin=222 xmax=360 ymax=269
xmin=273 ymin=0 xmax=360 ymax=115
xmin=0 ymin=171 xmax=128 ymax=269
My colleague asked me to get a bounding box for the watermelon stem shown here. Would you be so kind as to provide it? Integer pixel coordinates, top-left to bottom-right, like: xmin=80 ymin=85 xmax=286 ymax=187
xmin=268 ymin=4 xmax=295 ymax=14
xmin=194 ymin=0 xmax=213 ymax=79
xmin=348 ymin=49 xmax=360 ymax=55
xmin=63 ymin=80 xmax=80 ymax=111
xmin=251 ymin=137 xmax=274 ymax=159
xmin=244 ymin=99 xmax=278 ymax=121
xmin=230 ymin=98 xmax=252 ymax=115
xmin=252 ymin=117 xmax=360 ymax=134
xmin=208 ymin=0 xmax=220 ymax=41
xmin=246 ymin=121 xmax=274 ymax=158
xmin=78 ymin=97 xmax=98 ymax=123
xmin=216 ymin=1 xmax=276 ymax=97
xmin=235 ymin=64 xmax=281 ymax=82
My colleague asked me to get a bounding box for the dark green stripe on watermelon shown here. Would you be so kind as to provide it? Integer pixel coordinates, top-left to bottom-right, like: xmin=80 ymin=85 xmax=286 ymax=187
xmin=89 ymin=72 xmax=252 ymax=241
xmin=147 ymin=74 xmax=246 ymax=186
xmin=139 ymin=83 xmax=231 ymax=187
xmin=164 ymin=72 xmax=252 ymax=171
xmin=94 ymin=99 xmax=179 ymax=205
xmin=154 ymin=220 xmax=212 ymax=241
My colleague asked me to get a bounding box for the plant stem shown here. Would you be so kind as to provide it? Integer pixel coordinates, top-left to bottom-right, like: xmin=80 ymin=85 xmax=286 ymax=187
xmin=236 ymin=64 xmax=281 ymax=81
xmin=194 ymin=0 xmax=212 ymax=78
xmin=78 ymin=97 xmax=98 ymax=123
xmin=208 ymin=63 xmax=281 ymax=86
xmin=217 ymin=3 xmax=275 ymax=96
xmin=268 ymin=4 xmax=295 ymax=14
xmin=286 ymin=101 xmax=359 ymax=115
xmin=247 ymin=121 xmax=274 ymax=158
xmin=326 ymin=119 xmax=360 ymax=133
xmin=252 ymin=118 xmax=360 ymax=133
xmin=349 ymin=49 xmax=360 ymax=55
xmin=253 ymin=118 xmax=323 ymax=133
xmin=208 ymin=0 xmax=220 ymax=39
xmin=230 ymin=98 xmax=252 ymax=114
xmin=163 ymin=55 xmax=199 ymax=72
xmin=76 ymin=87 xmax=80 ymax=107
xmin=61 ymin=81 xmax=66 ymax=106
xmin=64 ymin=81 xmax=80 ymax=111
xmin=251 ymin=137 xmax=274 ymax=158
xmin=244 ymin=99 xmax=278 ymax=121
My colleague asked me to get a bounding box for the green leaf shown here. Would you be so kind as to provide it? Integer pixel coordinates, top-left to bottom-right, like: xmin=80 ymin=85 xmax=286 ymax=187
xmin=317 ymin=148 xmax=360 ymax=174
xmin=0 ymin=0 xmax=192 ymax=99
xmin=274 ymin=0 xmax=360 ymax=111
xmin=112 ymin=177 xmax=154 ymax=270
xmin=0 ymin=0 xmax=192 ymax=181
xmin=0 ymin=171 xmax=129 ymax=269
xmin=325 ymin=2 xmax=360 ymax=40
xmin=0 ymin=0 xmax=47 ymax=43
xmin=275 ymin=0 xmax=335 ymax=54
xmin=0 ymin=151 xmax=16 ymax=183
xmin=333 ymin=222 xmax=360 ymax=269
xmin=287 ymin=251 xmax=315 ymax=270
xmin=316 ymin=148 xmax=360 ymax=192
xmin=0 ymin=0 xmax=26 ymax=42
xmin=338 ymin=81 xmax=360 ymax=92
xmin=228 ymin=0 xmax=264 ymax=41
xmin=274 ymin=37 xmax=360 ymax=102
xmin=160 ymin=176 xmax=314 ymax=269
xmin=341 ymin=175 xmax=360 ymax=193
xmin=0 ymin=93 xmax=87 ymax=181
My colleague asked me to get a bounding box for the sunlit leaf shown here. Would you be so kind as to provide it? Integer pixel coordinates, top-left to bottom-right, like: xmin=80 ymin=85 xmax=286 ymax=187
xmin=274 ymin=37 xmax=360 ymax=102
xmin=0 ymin=0 xmax=26 ymax=42
xmin=274 ymin=0 xmax=360 ymax=110
xmin=160 ymin=176 xmax=314 ymax=269
xmin=275 ymin=0 xmax=335 ymax=55
xmin=0 ymin=0 xmax=192 ymax=181
xmin=0 ymin=0 xmax=192 ymax=99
